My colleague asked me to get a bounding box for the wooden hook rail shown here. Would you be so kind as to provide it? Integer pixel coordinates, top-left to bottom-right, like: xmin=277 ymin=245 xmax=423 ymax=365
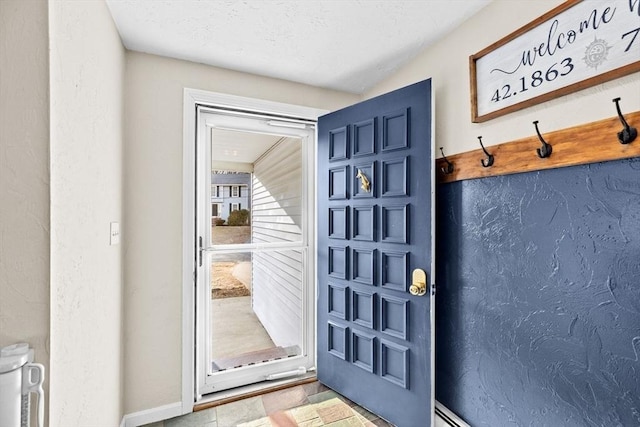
xmin=436 ymin=111 xmax=640 ymax=184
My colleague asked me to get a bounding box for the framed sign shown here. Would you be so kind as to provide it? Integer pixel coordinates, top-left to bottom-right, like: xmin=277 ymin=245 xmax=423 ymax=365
xmin=470 ymin=0 xmax=640 ymax=123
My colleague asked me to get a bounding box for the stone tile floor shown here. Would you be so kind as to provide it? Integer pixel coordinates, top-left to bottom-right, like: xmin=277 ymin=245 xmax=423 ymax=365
xmin=145 ymin=381 xmax=453 ymax=427
xmin=145 ymin=382 xmax=396 ymax=427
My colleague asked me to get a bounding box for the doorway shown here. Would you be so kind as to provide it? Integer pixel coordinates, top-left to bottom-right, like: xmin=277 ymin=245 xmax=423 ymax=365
xmin=182 ymin=87 xmax=470 ymax=427
xmin=194 ymin=104 xmax=318 ymax=399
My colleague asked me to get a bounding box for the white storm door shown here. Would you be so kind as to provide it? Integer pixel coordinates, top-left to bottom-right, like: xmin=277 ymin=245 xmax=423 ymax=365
xmin=195 ymin=107 xmax=316 ymax=399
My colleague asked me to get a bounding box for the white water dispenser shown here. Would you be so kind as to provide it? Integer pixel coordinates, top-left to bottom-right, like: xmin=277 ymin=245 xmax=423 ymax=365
xmin=0 ymin=343 xmax=45 ymax=427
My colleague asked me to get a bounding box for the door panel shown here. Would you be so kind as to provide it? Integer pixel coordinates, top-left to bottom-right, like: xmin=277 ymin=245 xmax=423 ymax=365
xmin=317 ymin=80 xmax=434 ymax=426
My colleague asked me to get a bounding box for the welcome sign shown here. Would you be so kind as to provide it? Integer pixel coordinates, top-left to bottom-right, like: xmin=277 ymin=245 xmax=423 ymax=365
xmin=470 ymin=0 xmax=640 ymax=122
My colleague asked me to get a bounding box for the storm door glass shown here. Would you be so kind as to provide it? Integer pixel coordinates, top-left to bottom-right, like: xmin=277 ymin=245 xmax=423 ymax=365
xmin=196 ymin=108 xmax=315 ymax=397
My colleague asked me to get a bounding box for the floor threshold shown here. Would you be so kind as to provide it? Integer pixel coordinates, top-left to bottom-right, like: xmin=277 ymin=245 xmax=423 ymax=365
xmin=194 ymin=375 xmax=317 ymax=412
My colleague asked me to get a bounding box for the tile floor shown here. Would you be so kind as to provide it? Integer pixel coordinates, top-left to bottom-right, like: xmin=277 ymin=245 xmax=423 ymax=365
xmin=145 ymin=382 xmax=451 ymax=427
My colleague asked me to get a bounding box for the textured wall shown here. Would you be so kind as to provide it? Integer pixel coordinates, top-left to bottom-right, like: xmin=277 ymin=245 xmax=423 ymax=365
xmin=0 ymin=1 xmax=50 ymax=425
xmin=436 ymin=158 xmax=640 ymax=426
xmin=49 ymin=0 xmax=125 ymax=424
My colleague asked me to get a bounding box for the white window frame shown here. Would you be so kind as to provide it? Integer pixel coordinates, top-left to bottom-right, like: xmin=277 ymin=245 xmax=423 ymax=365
xmin=182 ymin=88 xmax=328 ymax=413
xmin=231 ymin=186 xmax=239 ymax=197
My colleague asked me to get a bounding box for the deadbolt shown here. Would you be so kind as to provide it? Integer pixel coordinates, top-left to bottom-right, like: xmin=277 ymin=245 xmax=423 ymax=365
xmin=409 ymin=269 xmax=427 ymax=296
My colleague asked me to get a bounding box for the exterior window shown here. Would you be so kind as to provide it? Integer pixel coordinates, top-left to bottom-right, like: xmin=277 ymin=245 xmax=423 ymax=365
xmin=231 ymin=203 xmax=239 ymax=211
xmin=232 ymin=186 xmax=239 ymax=197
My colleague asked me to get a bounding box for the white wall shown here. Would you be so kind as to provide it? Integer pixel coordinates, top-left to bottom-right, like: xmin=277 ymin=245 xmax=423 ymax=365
xmin=124 ymin=52 xmax=359 ymax=413
xmin=252 ymin=138 xmax=303 ymax=347
xmin=49 ymin=0 xmax=125 ymax=425
xmin=365 ymin=0 xmax=640 ymax=156
xmin=0 ymin=1 xmax=50 ymax=425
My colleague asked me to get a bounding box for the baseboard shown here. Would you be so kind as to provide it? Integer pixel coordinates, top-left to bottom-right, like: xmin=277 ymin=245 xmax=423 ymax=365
xmin=121 ymin=401 xmax=185 ymax=427
xmin=435 ymin=400 xmax=470 ymax=427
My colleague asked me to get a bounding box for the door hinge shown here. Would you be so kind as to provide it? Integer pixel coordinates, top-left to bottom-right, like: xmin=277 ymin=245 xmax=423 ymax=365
xmin=431 ymin=282 xmax=436 ymax=296
xmin=198 ymin=236 xmax=203 ymax=267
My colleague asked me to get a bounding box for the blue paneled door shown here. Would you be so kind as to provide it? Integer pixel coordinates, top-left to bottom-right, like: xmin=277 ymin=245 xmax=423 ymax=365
xmin=317 ymin=80 xmax=434 ymax=426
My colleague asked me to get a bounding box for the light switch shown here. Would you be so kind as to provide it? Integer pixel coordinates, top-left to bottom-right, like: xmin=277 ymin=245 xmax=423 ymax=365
xmin=110 ymin=222 xmax=120 ymax=245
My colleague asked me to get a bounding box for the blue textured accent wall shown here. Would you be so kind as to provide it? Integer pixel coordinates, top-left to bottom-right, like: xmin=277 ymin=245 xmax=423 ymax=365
xmin=436 ymin=158 xmax=640 ymax=426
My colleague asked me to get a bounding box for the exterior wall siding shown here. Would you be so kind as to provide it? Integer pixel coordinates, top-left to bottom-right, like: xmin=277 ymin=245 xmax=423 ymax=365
xmin=251 ymin=138 xmax=303 ymax=347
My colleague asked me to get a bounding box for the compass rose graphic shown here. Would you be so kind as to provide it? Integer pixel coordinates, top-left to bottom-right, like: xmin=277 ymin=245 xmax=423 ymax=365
xmin=583 ymin=36 xmax=611 ymax=70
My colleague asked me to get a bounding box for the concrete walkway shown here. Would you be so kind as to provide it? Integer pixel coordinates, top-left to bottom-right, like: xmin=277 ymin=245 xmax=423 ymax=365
xmin=210 ymin=296 xmax=275 ymax=360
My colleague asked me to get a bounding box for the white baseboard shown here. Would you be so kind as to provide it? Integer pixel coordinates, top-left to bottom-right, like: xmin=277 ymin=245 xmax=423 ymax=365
xmin=121 ymin=402 xmax=185 ymax=427
xmin=435 ymin=400 xmax=470 ymax=427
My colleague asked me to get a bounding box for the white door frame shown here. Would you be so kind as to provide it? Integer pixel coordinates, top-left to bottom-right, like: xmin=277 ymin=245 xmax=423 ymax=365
xmin=182 ymin=88 xmax=328 ymax=412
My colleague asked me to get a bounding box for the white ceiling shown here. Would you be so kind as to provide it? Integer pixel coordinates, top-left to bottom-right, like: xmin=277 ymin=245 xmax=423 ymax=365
xmin=211 ymin=128 xmax=283 ymax=165
xmin=105 ymin=0 xmax=491 ymax=94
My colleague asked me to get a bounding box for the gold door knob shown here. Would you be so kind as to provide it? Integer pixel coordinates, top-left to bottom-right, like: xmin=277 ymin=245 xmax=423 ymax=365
xmin=409 ymin=269 xmax=427 ymax=296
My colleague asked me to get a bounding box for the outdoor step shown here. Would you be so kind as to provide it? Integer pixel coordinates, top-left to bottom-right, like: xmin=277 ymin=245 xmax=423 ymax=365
xmin=212 ymin=346 xmax=290 ymax=371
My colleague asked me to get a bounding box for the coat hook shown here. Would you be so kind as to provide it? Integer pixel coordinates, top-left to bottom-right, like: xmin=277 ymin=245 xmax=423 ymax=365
xmin=439 ymin=147 xmax=454 ymax=174
xmin=613 ymin=97 xmax=637 ymax=145
xmin=533 ymin=120 xmax=552 ymax=158
xmin=477 ymin=136 xmax=494 ymax=167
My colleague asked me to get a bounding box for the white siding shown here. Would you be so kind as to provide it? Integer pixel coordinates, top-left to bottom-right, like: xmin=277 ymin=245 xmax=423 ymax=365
xmin=251 ymin=139 xmax=303 ymax=347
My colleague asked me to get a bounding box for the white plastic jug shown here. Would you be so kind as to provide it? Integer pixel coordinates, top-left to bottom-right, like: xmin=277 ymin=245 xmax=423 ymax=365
xmin=0 ymin=343 xmax=44 ymax=427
